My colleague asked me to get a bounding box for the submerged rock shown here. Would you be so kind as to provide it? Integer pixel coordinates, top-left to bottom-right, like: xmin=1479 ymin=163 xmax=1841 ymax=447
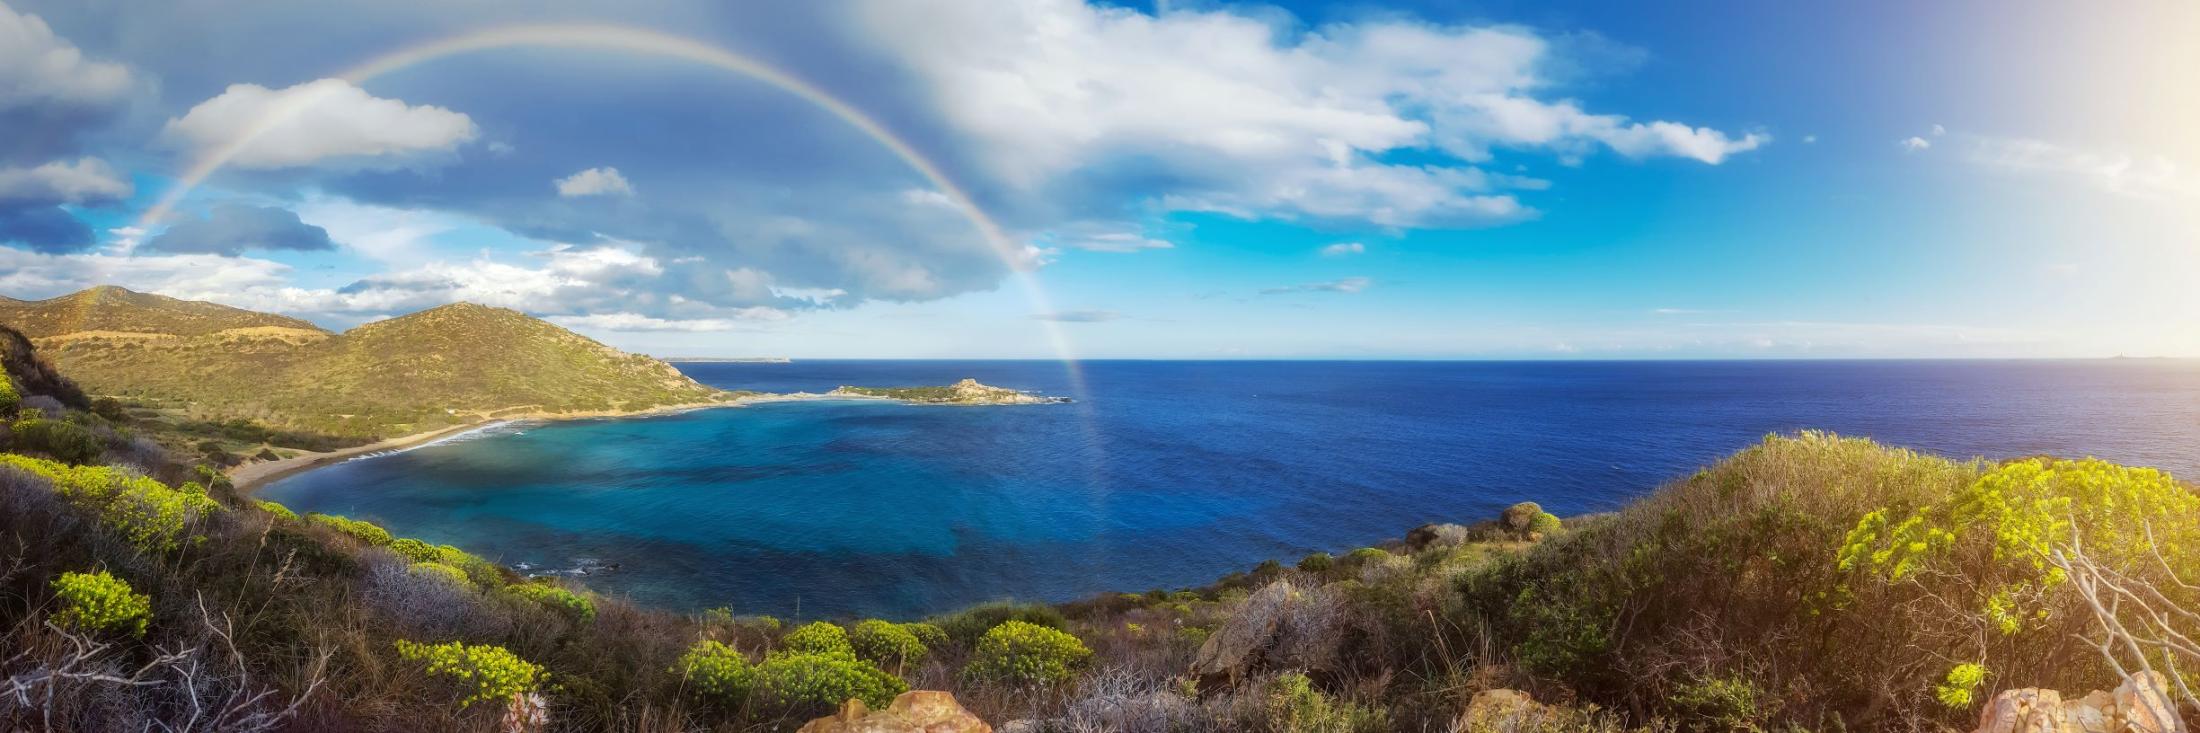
xmin=796 ymin=690 xmax=992 ymax=733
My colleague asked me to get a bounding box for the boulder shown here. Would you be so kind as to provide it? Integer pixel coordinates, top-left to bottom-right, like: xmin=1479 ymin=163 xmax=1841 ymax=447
xmin=1189 ymin=580 xmax=1345 ymax=689
xmin=1972 ymin=671 xmax=2180 ymax=733
xmin=797 ymin=691 xmax=992 ymax=733
xmin=1405 ymin=523 xmax=1471 ymax=551
xmin=1500 ymin=502 xmax=1543 ymax=534
xmin=1455 ymin=689 xmax=1554 ymax=732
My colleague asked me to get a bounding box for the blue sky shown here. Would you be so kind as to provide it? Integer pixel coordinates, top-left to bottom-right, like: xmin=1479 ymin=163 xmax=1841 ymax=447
xmin=1 ymin=0 xmax=2194 ymax=358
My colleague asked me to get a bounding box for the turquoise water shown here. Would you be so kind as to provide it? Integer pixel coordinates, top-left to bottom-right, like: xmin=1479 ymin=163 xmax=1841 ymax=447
xmin=260 ymin=359 xmax=2200 ymax=618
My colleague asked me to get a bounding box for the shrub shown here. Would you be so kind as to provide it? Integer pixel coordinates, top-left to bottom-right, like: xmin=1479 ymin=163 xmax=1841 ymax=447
xmin=782 ymin=621 xmax=853 ymax=656
xmin=1528 ymin=511 xmax=1562 ymax=537
xmin=51 ymin=570 xmax=151 ymax=637
xmin=11 ymin=417 xmax=102 ymax=464
xmin=507 ymin=582 xmax=596 ymax=622
xmin=307 ymin=512 xmax=393 ymax=546
xmin=1 ymin=454 xmax=220 ymax=553
xmin=901 ymin=622 xmax=948 ymax=651
xmin=1343 ymin=547 xmax=1390 ymax=565
xmin=673 ymin=640 xmax=755 ymax=703
xmin=962 ymin=620 xmax=1092 ymax=686
xmin=849 ymin=619 xmax=926 ymax=669
xmin=394 ymin=640 xmax=544 ymax=708
xmin=1297 ymin=552 xmax=1334 ymax=573
xmin=1935 ymin=663 xmax=1988 ymax=709
xmin=753 ymin=651 xmax=906 ymax=718
xmin=1668 ymin=674 xmax=1768 ymax=730
xmin=255 ymin=499 xmax=298 ymax=521
xmin=409 ymin=561 xmax=473 ymax=588
xmin=385 ymin=538 xmax=500 ymax=586
xmin=0 ymin=375 xmax=17 ymax=417
xmin=1264 ymin=672 xmax=1388 ymax=733
xmin=932 ymin=601 xmax=1068 ymax=645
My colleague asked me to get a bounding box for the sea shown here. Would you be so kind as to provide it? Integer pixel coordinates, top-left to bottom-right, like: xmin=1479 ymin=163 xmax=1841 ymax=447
xmin=258 ymin=359 xmax=2200 ymax=619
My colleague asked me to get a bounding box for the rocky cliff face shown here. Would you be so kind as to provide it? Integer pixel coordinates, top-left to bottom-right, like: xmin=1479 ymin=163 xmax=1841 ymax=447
xmin=1972 ymin=671 xmax=2181 ymax=733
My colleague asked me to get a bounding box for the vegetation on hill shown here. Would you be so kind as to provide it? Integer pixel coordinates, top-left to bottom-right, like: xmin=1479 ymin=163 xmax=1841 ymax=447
xmin=832 ymin=378 xmax=1067 ymax=405
xmin=0 ymin=288 xmax=725 ymax=450
xmin=0 ymin=334 xmax=2193 ymax=731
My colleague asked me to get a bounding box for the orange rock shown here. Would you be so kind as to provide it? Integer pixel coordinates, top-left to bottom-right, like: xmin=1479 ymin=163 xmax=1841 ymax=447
xmin=796 ymin=690 xmax=993 ymax=733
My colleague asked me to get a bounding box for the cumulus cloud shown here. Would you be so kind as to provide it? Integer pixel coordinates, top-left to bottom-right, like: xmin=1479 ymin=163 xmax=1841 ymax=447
xmin=1262 ymin=276 xmax=1372 ymax=295
xmin=1319 ymin=242 xmax=1365 ymax=257
xmin=860 ymin=0 xmax=1764 ymax=228
xmin=1031 ymin=309 xmax=1121 ymax=322
xmin=555 ymin=167 xmax=635 ymax=197
xmin=0 ymin=4 xmax=129 ymax=105
xmin=141 ymin=204 xmax=336 ymax=256
xmin=1038 ymin=221 xmax=1174 ymax=252
xmin=549 ymin=310 xmax=786 ymax=333
xmin=1901 ymin=136 xmax=1932 ymax=152
xmin=162 ymin=79 xmax=478 ymax=169
xmin=0 ymin=158 xmax=131 ymax=205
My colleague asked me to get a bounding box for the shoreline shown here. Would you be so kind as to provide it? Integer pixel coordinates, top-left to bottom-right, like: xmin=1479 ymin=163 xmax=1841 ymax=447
xmin=227 ymin=389 xmax=1059 ymax=492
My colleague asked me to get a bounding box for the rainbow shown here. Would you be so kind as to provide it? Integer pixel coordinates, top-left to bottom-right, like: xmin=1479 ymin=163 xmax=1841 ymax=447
xmin=137 ymin=23 xmax=1087 ymax=397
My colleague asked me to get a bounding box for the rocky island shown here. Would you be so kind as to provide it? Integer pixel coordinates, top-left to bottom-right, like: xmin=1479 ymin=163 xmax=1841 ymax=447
xmin=828 ymin=378 xmax=1069 ymax=405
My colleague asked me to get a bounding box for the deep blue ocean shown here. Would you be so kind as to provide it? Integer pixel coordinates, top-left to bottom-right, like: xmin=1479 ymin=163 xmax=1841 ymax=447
xmin=260 ymin=360 xmax=2200 ymax=619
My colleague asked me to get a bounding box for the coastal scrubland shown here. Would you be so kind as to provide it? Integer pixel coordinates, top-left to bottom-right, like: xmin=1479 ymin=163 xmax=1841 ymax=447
xmin=0 ymin=329 xmax=2195 ymax=731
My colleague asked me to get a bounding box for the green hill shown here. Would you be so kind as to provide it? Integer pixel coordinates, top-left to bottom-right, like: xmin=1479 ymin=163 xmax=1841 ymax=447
xmin=0 ymin=287 xmax=724 ymax=441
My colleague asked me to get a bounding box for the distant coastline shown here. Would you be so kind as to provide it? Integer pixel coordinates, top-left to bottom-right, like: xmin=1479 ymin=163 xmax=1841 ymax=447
xmin=661 ymin=356 xmax=792 ymax=363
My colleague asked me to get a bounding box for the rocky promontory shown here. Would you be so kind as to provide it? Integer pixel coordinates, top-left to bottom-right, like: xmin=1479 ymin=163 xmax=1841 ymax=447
xmin=828 ymin=378 xmax=1068 ymax=405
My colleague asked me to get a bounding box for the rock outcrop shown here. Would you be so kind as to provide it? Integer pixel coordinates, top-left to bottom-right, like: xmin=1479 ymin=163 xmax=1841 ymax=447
xmin=796 ymin=690 xmax=992 ymax=733
xmin=1972 ymin=671 xmax=2181 ymax=733
xmin=1405 ymin=522 xmax=1471 ymax=550
xmin=1189 ymin=580 xmax=1345 ymax=689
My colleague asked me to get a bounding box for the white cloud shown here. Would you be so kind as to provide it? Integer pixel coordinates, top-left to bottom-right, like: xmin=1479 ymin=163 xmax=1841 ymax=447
xmin=1931 ymin=124 xmax=1946 ymax=136
xmin=162 ymin=79 xmax=478 ymax=169
xmin=555 ymin=166 xmax=635 ymax=197
xmin=1262 ymin=276 xmax=1372 ymax=294
xmin=857 ymin=0 xmax=1763 ymax=228
xmin=0 ymin=157 xmax=130 ymax=204
xmin=1802 ymin=135 xmax=1817 ymax=144
xmin=548 ymin=310 xmax=786 ymax=333
xmin=1900 ymin=136 xmax=1932 ymax=152
xmin=0 ymin=3 xmax=131 ymax=109
xmin=0 ymin=247 xmax=294 ymax=302
xmin=1040 ymin=222 xmax=1174 ymax=252
xmin=1964 ymin=136 xmax=2197 ymax=200
xmin=1319 ymin=242 xmax=1365 ymax=257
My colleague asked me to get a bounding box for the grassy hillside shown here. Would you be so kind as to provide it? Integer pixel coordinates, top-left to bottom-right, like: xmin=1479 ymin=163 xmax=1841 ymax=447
xmin=0 ymin=336 xmax=2193 ymax=731
xmin=0 ymin=288 xmax=724 ymax=443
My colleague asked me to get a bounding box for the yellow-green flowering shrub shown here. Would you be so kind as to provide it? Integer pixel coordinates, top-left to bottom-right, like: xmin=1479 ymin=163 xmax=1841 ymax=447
xmin=394 ymin=640 xmax=543 ymax=708
xmin=0 ymin=374 xmax=18 ymax=416
xmin=51 ymin=570 xmax=151 ymax=637
xmin=1264 ymin=671 xmax=1388 ymax=733
xmin=1839 ymin=457 xmax=2200 ymax=629
xmin=254 ymin=500 xmax=298 ymax=521
xmin=781 ymin=621 xmax=852 ymax=656
xmin=900 ymin=622 xmax=947 ymax=651
xmin=389 ymin=538 xmax=502 ymax=586
xmin=1935 ymin=663 xmax=1988 ymax=709
xmin=306 ymin=513 xmax=393 ymax=546
xmin=1528 ymin=511 xmax=1563 ymax=537
xmin=849 ymin=619 xmax=926 ymax=669
xmin=507 ymin=582 xmax=595 ymax=622
xmin=673 ymin=640 xmax=754 ymax=703
xmin=961 ymin=620 xmax=1091 ymax=686
xmin=753 ymin=651 xmax=906 ymax=717
xmin=0 ymin=455 xmax=220 ymax=553
xmin=409 ymin=561 xmax=473 ymax=587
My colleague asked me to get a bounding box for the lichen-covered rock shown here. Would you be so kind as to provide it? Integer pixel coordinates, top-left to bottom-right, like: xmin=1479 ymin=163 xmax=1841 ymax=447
xmin=1188 ymin=580 xmax=1345 ymax=689
xmin=1405 ymin=523 xmax=1471 ymax=550
xmin=1971 ymin=671 xmax=2179 ymax=733
xmin=796 ymin=690 xmax=992 ymax=733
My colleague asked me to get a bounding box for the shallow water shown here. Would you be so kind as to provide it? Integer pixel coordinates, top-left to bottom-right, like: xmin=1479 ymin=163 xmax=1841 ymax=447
xmin=260 ymin=359 xmax=2200 ymax=618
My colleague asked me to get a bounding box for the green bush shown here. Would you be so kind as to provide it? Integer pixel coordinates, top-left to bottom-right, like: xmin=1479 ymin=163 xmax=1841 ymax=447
xmin=1264 ymin=671 xmax=1389 ymax=733
xmin=394 ymin=639 xmax=543 ymax=708
xmin=1668 ymin=674 xmax=1768 ymax=730
xmin=781 ymin=621 xmax=853 ymax=656
xmin=849 ymin=619 xmax=926 ymax=669
xmin=673 ymin=640 xmax=755 ymax=704
xmin=0 ymin=375 xmax=18 ymax=417
xmin=254 ymin=500 xmax=298 ymax=521
xmin=933 ymin=601 xmax=1069 ymax=645
xmin=51 ymin=570 xmax=151 ymax=637
xmin=1528 ymin=511 xmax=1563 ymax=537
xmin=507 ymin=582 xmax=596 ymax=622
xmin=408 ymin=561 xmax=473 ymax=587
xmin=11 ymin=417 xmax=102 ymax=464
xmin=1297 ymin=552 xmax=1335 ymax=573
xmin=753 ymin=651 xmax=906 ymax=718
xmin=2 ymin=455 xmax=220 ymax=553
xmin=900 ymin=622 xmax=948 ymax=651
xmin=1344 ymin=547 xmax=1390 ymax=565
xmin=307 ymin=513 xmax=393 ymax=546
xmin=387 ymin=538 xmax=502 ymax=586
xmin=961 ymin=620 xmax=1091 ymax=686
